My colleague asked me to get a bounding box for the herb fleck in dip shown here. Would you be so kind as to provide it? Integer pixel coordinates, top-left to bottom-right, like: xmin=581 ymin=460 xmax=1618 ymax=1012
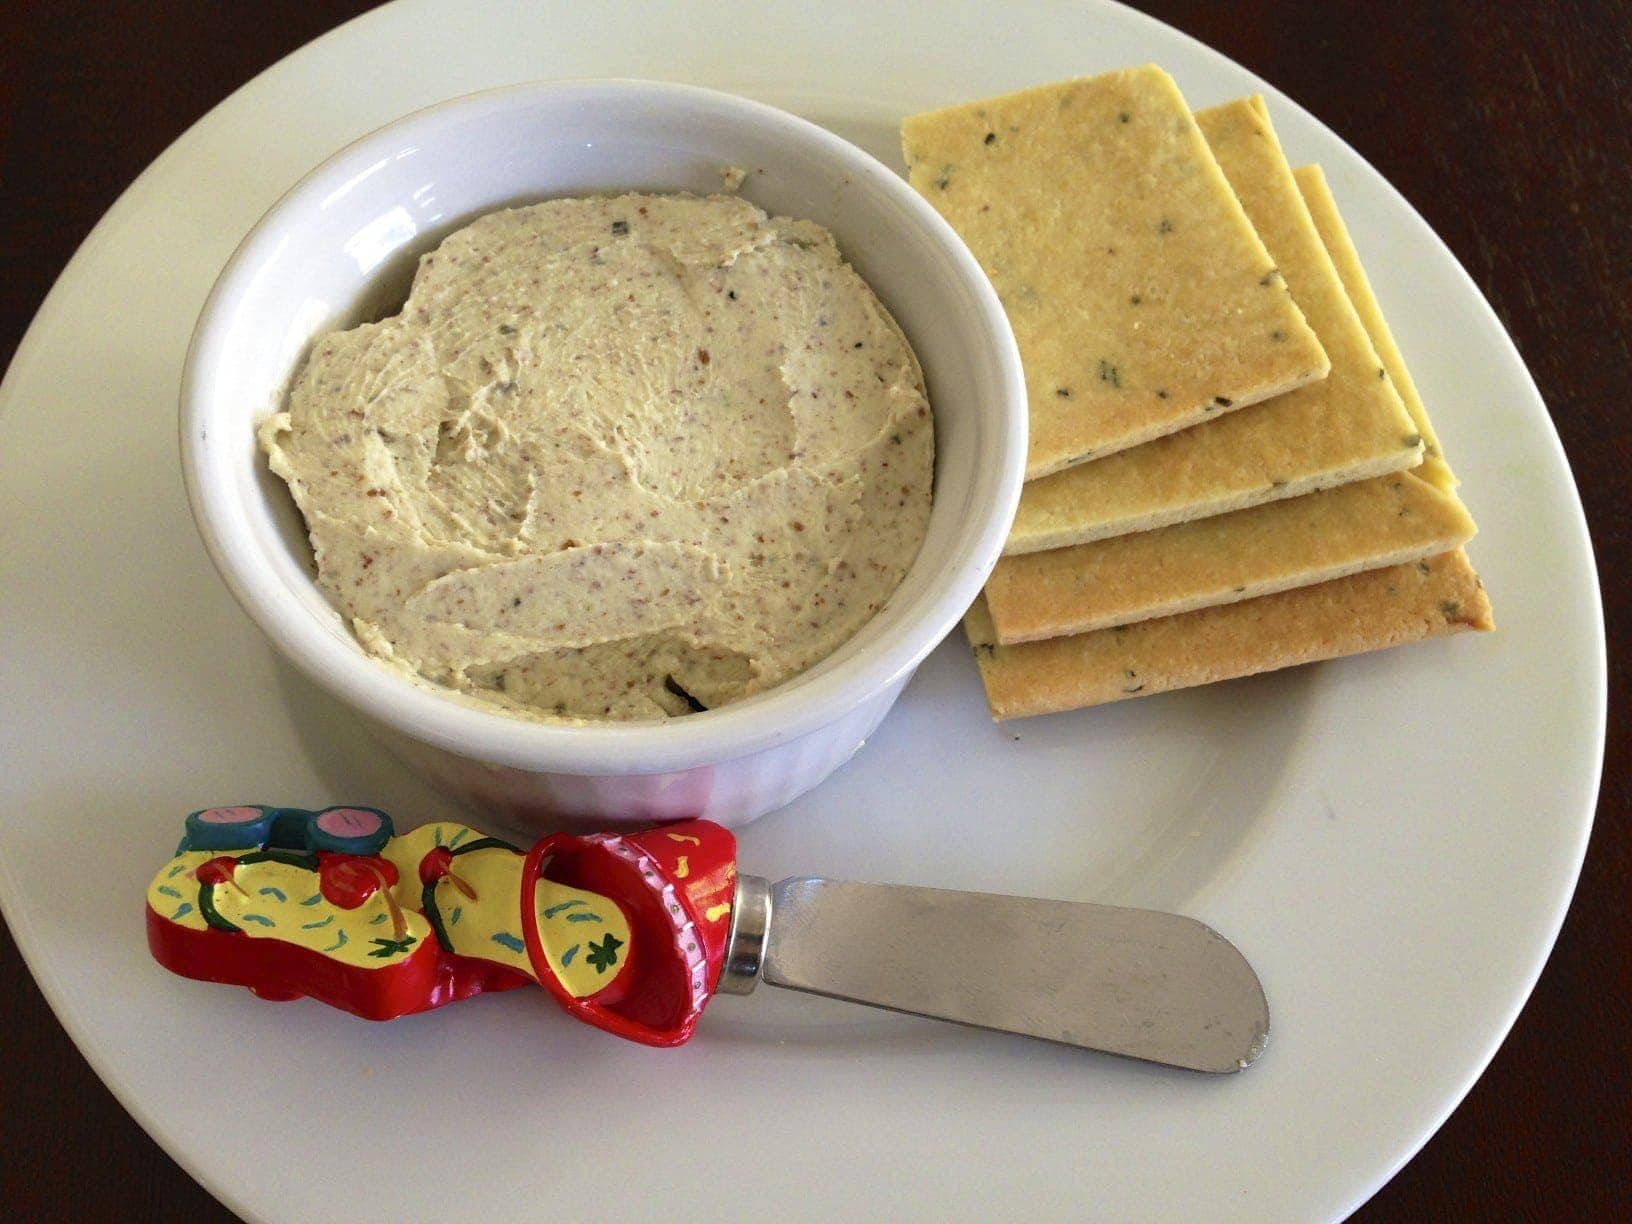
xmin=260 ymin=193 xmax=934 ymax=720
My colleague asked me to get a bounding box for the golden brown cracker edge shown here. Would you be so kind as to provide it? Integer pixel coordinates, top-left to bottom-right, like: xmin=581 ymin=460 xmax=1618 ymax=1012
xmin=1295 ymin=163 xmax=1457 ymax=490
xmin=970 ymin=549 xmax=1492 ymax=720
xmin=984 ymin=473 xmax=1476 ymax=643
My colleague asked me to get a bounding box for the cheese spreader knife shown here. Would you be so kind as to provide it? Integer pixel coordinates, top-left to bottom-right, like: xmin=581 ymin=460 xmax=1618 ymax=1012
xmin=146 ymin=807 xmax=1268 ymax=1071
xmin=719 ymin=875 xmax=1269 ymax=1072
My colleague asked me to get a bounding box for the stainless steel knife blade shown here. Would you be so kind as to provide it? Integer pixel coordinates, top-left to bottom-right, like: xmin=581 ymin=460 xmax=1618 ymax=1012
xmin=721 ymin=876 xmax=1268 ymax=1073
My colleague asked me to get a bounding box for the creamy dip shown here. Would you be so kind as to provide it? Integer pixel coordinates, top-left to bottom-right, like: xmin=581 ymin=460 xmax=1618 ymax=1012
xmin=260 ymin=193 xmax=933 ymax=720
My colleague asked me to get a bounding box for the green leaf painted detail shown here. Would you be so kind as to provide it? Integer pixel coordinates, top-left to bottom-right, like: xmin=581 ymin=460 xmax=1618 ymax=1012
xmin=368 ymin=935 xmax=417 ymax=959
xmin=586 ymin=933 xmax=624 ymax=974
xmin=421 ymin=881 xmax=452 ymax=953
xmin=238 ymin=849 xmax=318 ymax=871
xmin=198 ymin=886 xmax=239 ymax=934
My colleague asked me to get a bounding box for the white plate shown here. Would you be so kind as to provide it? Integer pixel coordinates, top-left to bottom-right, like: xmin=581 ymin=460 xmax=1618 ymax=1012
xmin=0 ymin=1 xmax=1604 ymax=1220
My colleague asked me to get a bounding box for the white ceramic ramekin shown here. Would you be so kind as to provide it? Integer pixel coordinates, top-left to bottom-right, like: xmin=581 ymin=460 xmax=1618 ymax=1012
xmin=181 ymin=79 xmax=1025 ymax=830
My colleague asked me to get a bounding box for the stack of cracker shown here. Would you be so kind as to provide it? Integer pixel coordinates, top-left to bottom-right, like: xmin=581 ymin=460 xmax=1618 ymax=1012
xmin=902 ymin=67 xmax=1491 ymax=720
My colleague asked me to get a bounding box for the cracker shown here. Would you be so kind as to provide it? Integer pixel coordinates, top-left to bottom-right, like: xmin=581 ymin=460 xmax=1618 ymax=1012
xmin=966 ymin=549 xmax=1492 ymax=720
xmin=984 ymin=473 xmax=1476 ymax=642
xmin=1296 ymin=163 xmax=1456 ymax=490
xmin=1004 ymin=96 xmax=1422 ymax=555
xmin=901 ymin=67 xmax=1328 ymax=480
xmin=985 ymin=162 xmax=1479 ymax=642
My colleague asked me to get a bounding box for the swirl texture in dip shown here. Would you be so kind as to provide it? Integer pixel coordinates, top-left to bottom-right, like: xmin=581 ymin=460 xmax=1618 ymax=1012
xmin=259 ymin=193 xmax=934 ymax=720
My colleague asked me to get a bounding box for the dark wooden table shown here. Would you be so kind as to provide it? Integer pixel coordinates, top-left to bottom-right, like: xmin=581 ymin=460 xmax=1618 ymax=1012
xmin=2 ymin=2 xmax=1626 ymax=1218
